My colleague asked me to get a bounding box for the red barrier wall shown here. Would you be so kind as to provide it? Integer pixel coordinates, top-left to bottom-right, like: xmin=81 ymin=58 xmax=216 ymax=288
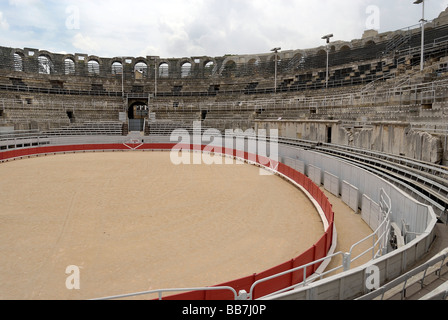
xmin=292 ymin=246 xmax=316 ymax=284
xmin=252 ymin=260 xmax=294 ymax=300
xmin=0 ymin=143 xmax=335 ymax=300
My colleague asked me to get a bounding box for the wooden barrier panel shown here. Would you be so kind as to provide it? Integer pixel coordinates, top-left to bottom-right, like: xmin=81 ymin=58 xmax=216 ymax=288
xmin=276 ymin=162 xmax=286 ymax=176
xmin=314 ymin=235 xmax=328 ymax=272
xmin=287 ymin=165 xmax=294 ymax=180
xmin=292 ymin=246 xmax=316 ymax=285
xmin=163 ymin=290 xmax=206 ymax=301
xmin=252 ymin=260 xmax=294 ymax=300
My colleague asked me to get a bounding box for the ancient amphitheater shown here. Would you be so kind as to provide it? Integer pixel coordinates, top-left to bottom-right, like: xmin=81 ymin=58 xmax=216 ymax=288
xmin=1 ymin=7 xmax=448 ymax=302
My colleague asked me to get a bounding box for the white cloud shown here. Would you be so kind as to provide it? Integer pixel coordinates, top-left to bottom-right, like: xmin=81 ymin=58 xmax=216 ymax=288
xmin=0 ymin=12 xmax=9 ymax=30
xmin=72 ymin=33 xmax=99 ymax=53
xmin=8 ymin=0 xmax=40 ymax=6
xmin=2 ymin=0 xmax=448 ymax=58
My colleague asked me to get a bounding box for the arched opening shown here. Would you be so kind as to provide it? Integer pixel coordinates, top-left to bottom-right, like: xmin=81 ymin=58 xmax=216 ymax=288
xmin=111 ymin=61 xmax=123 ymax=75
xmin=14 ymin=53 xmax=23 ymax=72
xmin=292 ymin=53 xmax=305 ymax=70
xmin=340 ymin=45 xmax=351 ymax=52
xmin=134 ymin=62 xmax=148 ymax=78
xmin=159 ymin=62 xmax=169 ymax=78
xmin=247 ymin=58 xmax=259 ymax=75
xmin=38 ymin=55 xmax=52 ymax=74
xmin=64 ymin=58 xmax=75 ymax=75
xmin=204 ymin=61 xmax=215 ymax=76
xmin=181 ymin=62 xmax=192 ymax=78
xmin=128 ymin=101 xmax=148 ymax=132
xmin=248 ymin=58 xmax=259 ymax=66
xmin=66 ymin=111 xmax=75 ymax=123
xmin=128 ymin=101 xmax=149 ymax=120
xmin=88 ymin=60 xmax=100 ymax=75
xmin=222 ymin=60 xmax=237 ymax=77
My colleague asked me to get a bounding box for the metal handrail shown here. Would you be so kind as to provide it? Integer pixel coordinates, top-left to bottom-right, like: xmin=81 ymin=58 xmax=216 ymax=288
xmin=249 ymin=189 xmax=392 ymax=300
xmin=356 ymin=248 xmax=448 ymax=300
xmin=348 ymin=189 xmax=392 ymax=267
xmin=148 ymin=78 xmax=448 ymax=112
xmin=1 ymin=76 xmax=447 ymax=117
xmin=91 ymin=286 xmax=241 ymax=301
xmin=248 ymin=251 xmax=348 ymax=300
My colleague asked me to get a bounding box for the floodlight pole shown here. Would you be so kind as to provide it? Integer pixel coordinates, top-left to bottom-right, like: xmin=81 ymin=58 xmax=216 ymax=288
xmin=326 ymin=46 xmax=329 ymax=89
xmin=154 ymin=57 xmax=158 ymax=98
xmin=414 ymin=0 xmax=426 ymax=71
xmin=322 ymin=34 xmax=333 ymax=89
xmin=121 ymin=58 xmax=124 ymax=98
xmin=271 ymin=47 xmax=281 ymax=93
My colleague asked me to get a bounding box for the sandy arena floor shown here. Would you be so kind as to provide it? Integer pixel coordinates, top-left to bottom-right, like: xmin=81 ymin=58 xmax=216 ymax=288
xmin=0 ymin=151 xmax=333 ymax=300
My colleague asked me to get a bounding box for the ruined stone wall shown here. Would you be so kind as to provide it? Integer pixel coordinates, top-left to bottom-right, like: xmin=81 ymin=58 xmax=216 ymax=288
xmin=255 ymin=120 xmax=446 ymax=164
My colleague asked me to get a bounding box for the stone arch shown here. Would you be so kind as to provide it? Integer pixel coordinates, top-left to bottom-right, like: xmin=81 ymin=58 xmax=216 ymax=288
xmin=220 ymin=57 xmax=238 ymax=76
xmin=222 ymin=59 xmax=237 ymax=77
xmin=128 ymin=100 xmax=148 ymax=120
xmin=246 ymin=57 xmax=261 ymax=75
xmin=64 ymin=56 xmax=76 ymax=75
xmin=159 ymin=61 xmax=169 ymax=78
xmin=87 ymin=58 xmax=100 ymax=75
xmin=38 ymin=54 xmax=53 ymax=75
xmin=340 ymin=45 xmax=351 ymax=52
xmin=111 ymin=61 xmax=123 ymax=75
xmin=247 ymin=58 xmax=260 ymax=67
xmin=203 ymin=59 xmax=216 ymax=76
xmin=267 ymin=52 xmax=283 ymax=63
xmin=292 ymin=52 xmax=303 ymax=61
xmin=13 ymin=52 xmax=24 ymax=72
xmin=180 ymin=60 xmax=192 ymax=78
xmin=292 ymin=52 xmax=306 ymax=70
xmin=134 ymin=60 xmax=148 ymax=78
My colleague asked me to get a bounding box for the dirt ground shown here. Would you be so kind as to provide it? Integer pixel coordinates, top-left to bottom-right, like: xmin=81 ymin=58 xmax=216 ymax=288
xmin=0 ymin=151 xmax=337 ymax=300
xmin=323 ymin=189 xmax=378 ymax=275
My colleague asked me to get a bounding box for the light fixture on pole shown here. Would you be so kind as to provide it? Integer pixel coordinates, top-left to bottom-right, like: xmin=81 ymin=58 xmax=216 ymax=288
xmin=414 ymin=0 xmax=426 ymax=71
xmin=321 ymin=34 xmax=333 ymax=89
xmin=271 ymin=47 xmax=281 ymax=93
xmin=120 ymin=57 xmax=125 ymax=99
xmin=154 ymin=57 xmax=158 ymax=98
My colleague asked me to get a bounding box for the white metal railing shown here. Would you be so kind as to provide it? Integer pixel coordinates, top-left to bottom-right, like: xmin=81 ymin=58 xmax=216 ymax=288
xmin=0 ymin=98 xmax=123 ymax=112
xmin=249 ymin=189 xmax=392 ymax=300
xmin=1 ymin=79 xmax=446 ymax=121
xmin=249 ymin=251 xmax=347 ymax=300
xmin=149 ymin=78 xmax=448 ymax=113
xmin=346 ymin=189 xmax=392 ymax=269
xmin=91 ymin=286 xmax=243 ymax=301
xmin=88 ymin=157 xmax=393 ymax=301
xmin=356 ymin=248 xmax=448 ymax=300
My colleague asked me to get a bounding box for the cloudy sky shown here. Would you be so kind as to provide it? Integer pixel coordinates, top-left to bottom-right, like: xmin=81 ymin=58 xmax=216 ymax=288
xmin=0 ymin=0 xmax=447 ymax=58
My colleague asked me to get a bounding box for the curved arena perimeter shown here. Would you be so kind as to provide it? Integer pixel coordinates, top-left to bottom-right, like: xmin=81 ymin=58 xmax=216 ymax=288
xmin=1 ymin=7 xmax=448 ymax=300
xmin=0 ymin=151 xmax=327 ymax=300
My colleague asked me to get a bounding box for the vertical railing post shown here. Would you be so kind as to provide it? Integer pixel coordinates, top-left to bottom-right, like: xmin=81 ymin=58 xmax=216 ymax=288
xmin=343 ymin=253 xmax=351 ymax=271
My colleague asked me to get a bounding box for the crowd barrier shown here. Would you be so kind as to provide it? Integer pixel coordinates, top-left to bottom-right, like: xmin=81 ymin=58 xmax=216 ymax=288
xmin=0 ymin=142 xmax=335 ymax=300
